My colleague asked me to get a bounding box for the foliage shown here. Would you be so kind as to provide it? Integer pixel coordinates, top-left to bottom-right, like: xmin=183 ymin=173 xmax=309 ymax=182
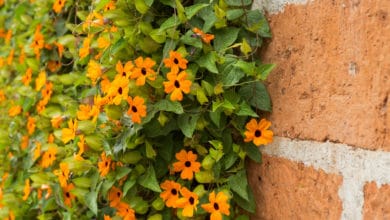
xmin=0 ymin=0 xmax=274 ymax=219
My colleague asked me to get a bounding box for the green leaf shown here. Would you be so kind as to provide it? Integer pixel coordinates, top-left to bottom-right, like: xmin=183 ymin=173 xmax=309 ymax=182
xmin=160 ymin=16 xmax=181 ymax=31
xmin=149 ymin=29 xmax=166 ymax=44
xmin=94 ymin=0 xmax=110 ymax=11
xmin=214 ymin=27 xmax=240 ymax=52
xmin=257 ymin=63 xmax=276 ymax=80
xmin=228 ymin=170 xmax=249 ymax=201
xmin=240 ymin=38 xmax=252 ymax=56
xmin=85 ymin=191 xmax=98 ymax=216
xmin=123 ymin=178 xmax=137 ymax=196
xmin=196 ymin=52 xmax=218 ymax=74
xmin=196 ymin=88 xmax=209 ymax=104
xmin=234 ymin=60 xmax=256 ymax=75
xmin=175 ymin=0 xmax=186 ymax=22
xmin=237 ymin=101 xmax=258 ymax=117
xmin=145 ymin=141 xmax=157 ymax=159
xmin=239 ymin=82 xmax=272 ymax=112
xmin=245 ymin=10 xmax=271 ymax=37
xmin=145 ymin=0 xmax=154 ymax=6
xmin=181 ymin=30 xmax=202 ymax=48
xmin=178 ymin=113 xmax=200 ymax=138
xmin=242 ymin=142 xmax=262 ymax=163
xmin=185 ymin=3 xmax=209 ymax=19
xmin=225 ymin=0 xmax=251 ymax=6
xmin=227 ymin=9 xmax=245 ymax=20
xmin=221 ymin=66 xmax=245 ymax=86
xmin=134 ymin=0 xmax=150 ymax=14
xmin=138 ymin=166 xmax=161 ymax=192
xmin=232 ymin=187 xmax=256 ymax=213
xmin=209 ymin=110 xmax=221 ymax=127
xmin=154 ymin=99 xmax=184 ymax=114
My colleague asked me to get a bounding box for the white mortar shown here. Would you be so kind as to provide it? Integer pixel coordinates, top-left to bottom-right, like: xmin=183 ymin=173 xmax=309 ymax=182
xmin=253 ymin=0 xmax=313 ymax=14
xmin=262 ymin=137 xmax=390 ymax=220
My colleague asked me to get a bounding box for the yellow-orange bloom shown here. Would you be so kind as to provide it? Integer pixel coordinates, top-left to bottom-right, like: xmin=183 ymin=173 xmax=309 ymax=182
xmin=51 ymin=116 xmax=63 ymax=128
xmin=104 ymin=215 xmax=112 ymax=220
xmin=75 ymin=135 xmax=85 ymax=161
xmin=37 ymin=184 xmax=52 ymax=200
xmin=115 ymin=60 xmax=134 ymax=79
xmin=62 ymin=119 xmax=78 ymax=144
xmin=172 ymin=150 xmax=201 ymax=180
xmin=53 ymin=0 xmax=66 ymax=13
xmin=21 ymin=135 xmax=29 ymax=150
xmin=108 ymin=186 xmax=122 ymax=208
xmin=97 ymin=36 xmax=110 ymax=49
xmin=98 ymin=152 xmax=111 ymax=177
xmin=5 ymin=30 xmax=12 ymax=45
xmin=41 ymin=146 xmax=57 ymax=168
xmin=163 ymin=50 xmax=188 ymax=72
xmin=79 ymin=36 xmax=92 ymax=59
xmin=27 ymin=116 xmax=36 ymax=135
xmin=87 ymin=60 xmax=102 ymax=85
xmin=201 ymin=191 xmax=230 ymax=220
xmin=30 ymin=25 xmax=44 ymax=59
xmin=104 ymin=0 xmax=116 ymax=11
xmin=62 ymin=183 xmax=75 ymax=207
xmin=244 ymin=118 xmax=273 ymax=146
xmin=47 ymin=60 xmax=61 ymax=72
xmin=22 ymin=68 xmax=32 ymax=86
xmin=176 ymin=187 xmax=199 ymax=217
xmin=19 ymin=46 xmax=25 ymax=64
xmin=33 ymin=142 xmax=41 ymax=161
xmin=126 ymin=96 xmax=146 ymax=124
xmin=193 ymin=27 xmax=215 ymax=44
xmin=0 ymin=90 xmax=6 ymax=102
xmin=131 ymin=57 xmax=156 ymax=86
xmin=35 ymin=70 xmax=46 ymax=91
xmin=22 ymin=179 xmax=31 ymax=201
xmin=48 ymin=133 xmax=55 ymax=143
xmin=7 ymin=48 xmax=14 ymax=65
xmin=160 ymin=180 xmax=181 ymax=208
xmin=163 ymin=70 xmax=192 ymax=101
xmin=8 ymin=105 xmax=22 ymax=117
xmin=55 ymin=42 xmax=64 ymax=58
xmin=116 ymin=202 xmax=136 ymax=220
xmin=106 ymin=77 xmax=129 ymax=105
xmin=54 ymin=162 xmax=70 ymax=187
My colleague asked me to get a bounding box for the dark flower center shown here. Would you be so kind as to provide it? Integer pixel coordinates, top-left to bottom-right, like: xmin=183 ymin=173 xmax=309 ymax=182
xmin=255 ymin=130 xmax=262 ymax=137
xmin=122 ymin=71 xmax=126 ymax=76
xmin=35 ymin=40 xmax=39 ymax=46
xmin=141 ymin=68 xmax=147 ymax=75
xmin=174 ymin=80 xmax=180 ymax=88
xmin=49 ymin=154 xmax=52 ymax=158
xmin=213 ymin=203 xmax=219 ymax=210
xmin=117 ymin=192 xmax=121 ymax=197
xmin=131 ymin=106 xmax=138 ymax=113
xmin=105 ymin=161 xmax=108 ymax=167
xmin=173 ymin=58 xmax=179 ymax=64
xmin=184 ymin=161 xmax=191 ymax=167
xmin=189 ymin=197 xmax=195 ymax=205
xmin=118 ymin=87 xmax=123 ymax=94
xmin=66 ymin=192 xmax=70 ymax=198
xmin=171 ymin=189 xmax=177 ymax=195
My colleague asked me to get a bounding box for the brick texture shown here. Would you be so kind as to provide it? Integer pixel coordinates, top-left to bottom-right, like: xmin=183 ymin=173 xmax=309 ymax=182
xmin=247 ymin=155 xmax=343 ymax=219
xmin=363 ymin=182 xmax=390 ymax=219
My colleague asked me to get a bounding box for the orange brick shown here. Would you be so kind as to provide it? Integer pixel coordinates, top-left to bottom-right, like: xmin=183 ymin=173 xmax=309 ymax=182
xmin=363 ymin=182 xmax=390 ymax=219
xmin=248 ymin=155 xmax=342 ymax=219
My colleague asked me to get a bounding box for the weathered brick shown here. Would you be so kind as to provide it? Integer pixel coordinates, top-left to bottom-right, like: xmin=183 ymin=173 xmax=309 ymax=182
xmin=247 ymin=154 xmax=342 ymax=219
xmin=363 ymin=182 xmax=390 ymax=219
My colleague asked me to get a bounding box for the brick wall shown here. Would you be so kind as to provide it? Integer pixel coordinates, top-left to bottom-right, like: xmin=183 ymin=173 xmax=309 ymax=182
xmin=249 ymin=0 xmax=390 ymax=219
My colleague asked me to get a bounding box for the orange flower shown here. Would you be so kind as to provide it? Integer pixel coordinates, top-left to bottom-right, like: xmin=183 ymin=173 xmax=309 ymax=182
xmin=98 ymin=152 xmax=111 ymax=177
xmin=244 ymin=118 xmax=273 ymax=146
xmin=22 ymin=179 xmax=31 ymax=201
xmin=47 ymin=60 xmax=61 ymax=72
xmin=62 ymin=119 xmax=78 ymax=144
xmin=104 ymin=0 xmax=116 ymax=11
xmin=131 ymin=57 xmax=156 ymax=86
xmin=201 ymin=191 xmax=230 ymax=220
xmin=160 ymin=180 xmax=181 ymax=208
xmin=83 ymin=12 xmax=104 ymax=31
xmin=116 ymin=202 xmax=136 ymax=220
xmin=163 ymin=70 xmax=192 ymax=101
xmin=79 ymin=36 xmax=92 ymax=59
xmin=0 ymin=90 xmax=6 ymax=102
xmin=106 ymin=77 xmax=129 ymax=105
xmin=6 ymin=48 xmax=14 ymax=65
xmin=5 ymin=30 xmax=12 ymax=45
xmin=104 ymin=215 xmax=112 ymax=220
xmin=35 ymin=70 xmax=46 ymax=91
xmin=77 ymin=104 xmax=92 ymax=121
xmin=22 ymin=68 xmax=32 ymax=86
xmin=41 ymin=146 xmax=57 ymax=168
xmin=21 ymin=135 xmax=29 ymax=150
xmin=37 ymin=184 xmax=52 ymax=200
xmin=97 ymin=36 xmax=110 ymax=49
xmin=108 ymin=186 xmax=122 ymax=208
xmin=55 ymin=42 xmax=64 ymax=58
xmin=193 ymin=27 xmax=215 ymax=44
xmin=19 ymin=46 xmax=25 ymax=64
xmin=33 ymin=142 xmax=41 ymax=161
xmin=74 ymin=135 xmax=85 ymax=161
xmin=36 ymin=99 xmax=47 ymax=114
xmin=48 ymin=133 xmax=55 ymax=143
xmin=126 ymin=96 xmax=146 ymax=124
xmin=173 ymin=150 xmax=201 ymax=180
xmin=27 ymin=116 xmax=36 ymax=135
xmin=30 ymin=25 xmax=44 ymax=59
xmin=115 ymin=60 xmax=134 ymax=79
xmin=8 ymin=105 xmax=22 ymax=117
xmin=53 ymin=0 xmax=66 ymax=13
xmin=87 ymin=60 xmax=102 ymax=85
xmin=176 ymin=187 xmax=199 ymax=217
xmin=51 ymin=116 xmax=63 ymax=128
xmin=62 ymin=183 xmax=75 ymax=207
xmin=163 ymin=50 xmax=188 ymax=72
xmin=54 ymin=162 xmax=70 ymax=187
xmin=41 ymin=81 xmax=53 ymax=102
